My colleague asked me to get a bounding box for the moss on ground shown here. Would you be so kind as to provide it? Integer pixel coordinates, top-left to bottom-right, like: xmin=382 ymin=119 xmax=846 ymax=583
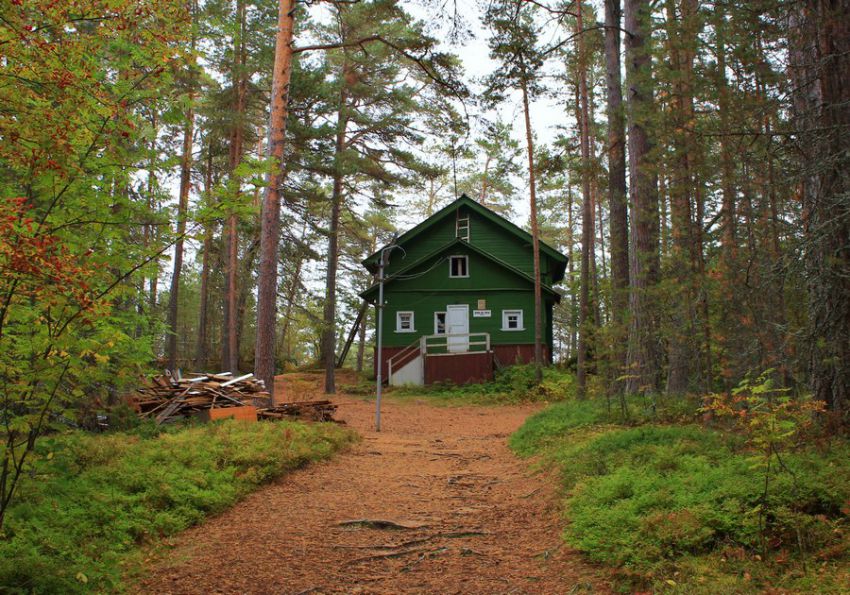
xmin=0 ymin=419 xmax=356 ymax=593
xmin=511 ymin=393 xmax=850 ymax=593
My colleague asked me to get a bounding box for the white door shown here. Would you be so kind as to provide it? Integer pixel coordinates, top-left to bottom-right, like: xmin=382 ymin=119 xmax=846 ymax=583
xmin=446 ymin=305 xmax=469 ymax=352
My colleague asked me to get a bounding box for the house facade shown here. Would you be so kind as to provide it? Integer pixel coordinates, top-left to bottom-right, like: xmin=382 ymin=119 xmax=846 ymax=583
xmin=360 ymin=194 xmax=568 ymax=386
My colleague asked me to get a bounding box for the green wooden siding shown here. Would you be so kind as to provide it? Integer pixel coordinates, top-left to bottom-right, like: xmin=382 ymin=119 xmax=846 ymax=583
xmin=363 ymin=194 xmax=568 ymax=356
xmin=384 ymin=244 xmax=533 ymax=293
xmin=379 ymin=289 xmax=550 ymax=348
xmin=382 ymin=212 xmax=457 ymax=276
xmin=464 ymin=208 xmax=553 ymax=283
xmin=383 ymin=204 xmax=557 ymax=285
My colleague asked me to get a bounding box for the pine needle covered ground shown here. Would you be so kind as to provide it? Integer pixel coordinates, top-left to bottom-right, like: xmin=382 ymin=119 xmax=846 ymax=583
xmin=0 ymin=420 xmax=356 ymax=593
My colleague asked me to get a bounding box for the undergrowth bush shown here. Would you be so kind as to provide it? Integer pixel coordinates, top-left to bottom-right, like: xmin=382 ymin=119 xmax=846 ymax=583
xmin=0 ymin=420 xmax=355 ymax=593
xmin=390 ymin=364 xmax=588 ymax=404
xmin=511 ymin=395 xmax=850 ymax=592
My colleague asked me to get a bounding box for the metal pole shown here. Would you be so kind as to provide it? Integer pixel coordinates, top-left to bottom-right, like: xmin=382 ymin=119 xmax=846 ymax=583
xmin=374 ymin=242 xmax=403 ymax=432
xmin=375 ymin=251 xmax=386 ymax=431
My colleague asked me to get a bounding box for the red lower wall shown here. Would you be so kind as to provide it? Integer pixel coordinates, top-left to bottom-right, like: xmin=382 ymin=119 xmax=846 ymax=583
xmin=425 ymin=352 xmax=494 ymax=385
xmin=374 ymin=344 xmax=548 ymax=384
xmin=492 ymin=344 xmax=550 ymax=366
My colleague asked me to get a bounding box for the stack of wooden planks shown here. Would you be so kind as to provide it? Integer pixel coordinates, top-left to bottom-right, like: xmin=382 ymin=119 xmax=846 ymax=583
xmin=257 ymin=400 xmax=338 ymax=422
xmin=129 ymin=372 xmax=269 ymax=424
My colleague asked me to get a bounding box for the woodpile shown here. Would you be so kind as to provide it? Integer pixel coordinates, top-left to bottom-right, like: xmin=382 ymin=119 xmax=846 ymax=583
xmin=128 ymin=372 xmax=340 ymax=425
xmin=257 ymin=400 xmax=338 ymax=423
xmin=129 ymin=372 xmax=269 ymax=424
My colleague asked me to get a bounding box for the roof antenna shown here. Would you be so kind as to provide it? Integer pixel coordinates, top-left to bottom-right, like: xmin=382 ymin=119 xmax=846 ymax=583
xmin=451 ymin=140 xmax=458 ymax=200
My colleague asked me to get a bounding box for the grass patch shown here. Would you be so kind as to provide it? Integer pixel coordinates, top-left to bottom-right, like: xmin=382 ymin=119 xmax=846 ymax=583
xmin=0 ymin=419 xmax=356 ymax=593
xmin=387 ymin=364 xmax=588 ymax=406
xmin=512 ymin=390 xmax=850 ymax=592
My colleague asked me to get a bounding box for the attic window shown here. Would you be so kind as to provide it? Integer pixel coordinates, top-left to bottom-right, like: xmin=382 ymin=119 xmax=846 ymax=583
xmin=449 ymin=255 xmax=468 ymax=278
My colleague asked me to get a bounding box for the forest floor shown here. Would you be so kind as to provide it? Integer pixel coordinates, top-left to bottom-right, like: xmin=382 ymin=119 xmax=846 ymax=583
xmin=138 ymin=371 xmax=610 ymax=594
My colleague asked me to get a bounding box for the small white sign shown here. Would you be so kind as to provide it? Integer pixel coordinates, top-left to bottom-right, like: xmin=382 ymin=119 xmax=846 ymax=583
xmin=473 ymin=309 xmax=491 ymax=318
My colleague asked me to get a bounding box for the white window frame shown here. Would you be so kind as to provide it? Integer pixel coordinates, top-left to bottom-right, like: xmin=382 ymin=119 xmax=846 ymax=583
xmin=449 ymin=255 xmax=469 ymax=278
xmin=501 ymin=309 xmax=524 ymax=331
xmin=395 ymin=311 xmax=415 ymax=333
xmin=434 ymin=311 xmax=447 ymax=335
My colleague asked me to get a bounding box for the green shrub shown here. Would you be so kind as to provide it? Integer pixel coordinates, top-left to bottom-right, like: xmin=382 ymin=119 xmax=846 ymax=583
xmin=511 ymin=398 xmax=850 ymax=591
xmin=509 ymin=399 xmax=609 ymax=456
xmin=391 ymin=364 xmax=581 ymax=405
xmin=0 ymin=420 xmax=355 ymax=593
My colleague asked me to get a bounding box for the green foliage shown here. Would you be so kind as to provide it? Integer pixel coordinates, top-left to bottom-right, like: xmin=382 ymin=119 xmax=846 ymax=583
xmin=704 ymin=369 xmax=825 ymax=455
xmin=0 ymin=0 xmax=191 ymax=527
xmin=0 ymin=420 xmax=355 ymax=593
xmin=509 ymin=399 xmax=608 ymax=456
xmin=512 ymin=395 xmax=850 ymax=591
xmin=390 ymin=364 xmax=577 ymax=405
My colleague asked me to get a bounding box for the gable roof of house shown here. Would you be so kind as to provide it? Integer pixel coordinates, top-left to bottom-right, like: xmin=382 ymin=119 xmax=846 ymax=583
xmin=362 ymin=194 xmax=568 ymax=282
xmin=360 ymin=237 xmax=563 ymax=303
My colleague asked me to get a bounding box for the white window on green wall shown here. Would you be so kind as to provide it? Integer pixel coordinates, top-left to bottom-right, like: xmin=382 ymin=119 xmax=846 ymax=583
xmin=396 ymin=311 xmax=415 ymax=332
xmin=501 ymin=309 xmax=524 ymax=331
xmin=434 ymin=311 xmax=446 ymax=334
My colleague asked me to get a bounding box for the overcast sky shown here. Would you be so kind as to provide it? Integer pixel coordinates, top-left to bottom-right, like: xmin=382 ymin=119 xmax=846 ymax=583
xmin=395 ymin=0 xmax=582 ymax=228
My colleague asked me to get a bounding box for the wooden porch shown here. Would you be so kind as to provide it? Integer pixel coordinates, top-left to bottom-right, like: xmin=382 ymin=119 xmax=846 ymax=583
xmin=382 ymin=333 xmax=494 ymax=386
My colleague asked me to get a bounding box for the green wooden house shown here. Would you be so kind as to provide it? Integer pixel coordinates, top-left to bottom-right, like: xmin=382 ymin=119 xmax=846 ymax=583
xmin=360 ymin=194 xmax=568 ymax=385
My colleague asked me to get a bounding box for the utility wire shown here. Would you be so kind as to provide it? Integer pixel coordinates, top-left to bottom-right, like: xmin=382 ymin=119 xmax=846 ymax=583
xmin=389 ymin=256 xmax=450 ymax=281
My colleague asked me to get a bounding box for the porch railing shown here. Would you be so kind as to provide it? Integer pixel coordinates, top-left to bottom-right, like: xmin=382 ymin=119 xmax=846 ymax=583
xmin=388 ymin=332 xmax=491 ymax=379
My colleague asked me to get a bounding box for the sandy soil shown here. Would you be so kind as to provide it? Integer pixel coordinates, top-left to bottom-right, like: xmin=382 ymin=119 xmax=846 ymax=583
xmin=138 ymin=372 xmax=610 ymax=594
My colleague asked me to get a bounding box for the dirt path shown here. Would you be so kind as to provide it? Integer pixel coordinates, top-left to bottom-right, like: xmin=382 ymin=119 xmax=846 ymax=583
xmin=139 ymin=373 xmax=610 ymax=594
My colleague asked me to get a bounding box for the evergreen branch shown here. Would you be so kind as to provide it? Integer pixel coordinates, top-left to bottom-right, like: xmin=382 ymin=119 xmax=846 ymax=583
xmin=294 ymin=35 xmax=466 ymax=97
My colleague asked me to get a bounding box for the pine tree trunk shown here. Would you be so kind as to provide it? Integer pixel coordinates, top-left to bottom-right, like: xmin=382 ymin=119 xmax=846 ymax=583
xmin=664 ymin=0 xmax=699 ymax=394
xmin=576 ymin=0 xmax=594 ymax=398
xmin=789 ymin=0 xmax=850 ymax=425
xmin=236 ymin=234 xmax=261 ymax=367
xmin=587 ymin=73 xmax=603 ymax=327
xmin=658 ymin=174 xmax=669 ymax=257
xmin=222 ymin=0 xmax=247 ymax=374
xmin=223 ymin=213 xmax=239 ymax=372
xmin=145 ymin=114 xmax=160 ymax=328
xmin=255 ymin=0 xmax=297 ymax=403
xmin=624 ymin=0 xmax=661 ymax=395
xmin=715 ymin=17 xmax=739 ymax=389
xmin=604 ymin=0 xmax=630 ymax=389
xmin=164 ymin=2 xmax=197 ymax=370
xmin=426 ymin=178 xmax=439 ymax=216
xmin=322 ymin=75 xmax=350 ymax=395
xmin=280 ymin=218 xmax=308 ymax=364
xmin=165 ymin=101 xmax=194 ymax=372
xmin=695 ymin=183 xmax=713 ymax=392
xmin=758 ymin=86 xmax=790 ymax=384
xmin=195 ymin=144 xmax=214 ymax=369
xmin=567 ymin=184 xmax=577 ymax=359
xmin=521 ymin=77 xmax=544 ymax=383
xmin=480 ymin=154 xmax=491 ymax=205
xmin=140 ymin=112 xmax=159 ymax=339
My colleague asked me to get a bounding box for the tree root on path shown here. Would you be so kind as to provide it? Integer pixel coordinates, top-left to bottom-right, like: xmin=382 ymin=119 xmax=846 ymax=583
xmin=336 ymin=518 xmax=428 ymax=530
xmin=334 ymin=530 xmax=490 ymax=552
xmin=343 ymin=546 xmax=433 ymax=566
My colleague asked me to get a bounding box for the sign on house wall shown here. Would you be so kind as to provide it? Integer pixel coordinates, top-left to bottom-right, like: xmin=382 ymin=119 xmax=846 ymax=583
xmin=473 ymin=310 xmax=491 ymax=318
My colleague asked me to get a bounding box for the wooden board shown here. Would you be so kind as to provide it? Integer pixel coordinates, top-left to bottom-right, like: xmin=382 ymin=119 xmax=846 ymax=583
xmin=196 ymin=406 xmax=257 ymax=423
